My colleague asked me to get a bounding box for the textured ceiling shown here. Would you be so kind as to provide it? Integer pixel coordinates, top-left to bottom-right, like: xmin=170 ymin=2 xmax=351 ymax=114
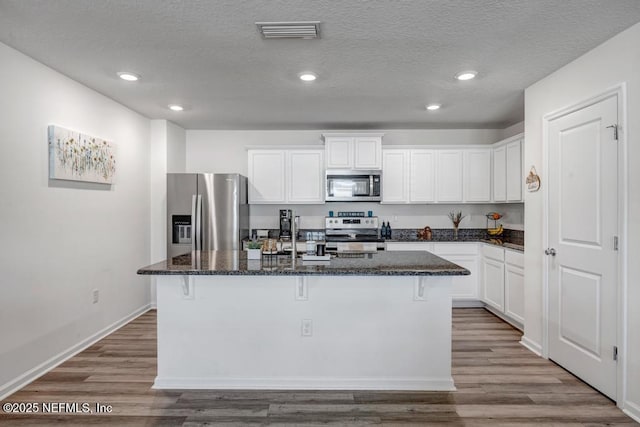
xmin=1 ymin=0 xmax=639 ymax=130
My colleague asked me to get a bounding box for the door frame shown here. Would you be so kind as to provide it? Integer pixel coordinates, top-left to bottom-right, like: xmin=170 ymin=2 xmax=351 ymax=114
xmin=541 ymin=83 xmax=628 ymax=404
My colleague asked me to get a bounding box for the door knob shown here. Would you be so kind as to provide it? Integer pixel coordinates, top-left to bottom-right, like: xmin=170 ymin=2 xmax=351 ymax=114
xmin=545 ymin=248 xmax=556 ymax=256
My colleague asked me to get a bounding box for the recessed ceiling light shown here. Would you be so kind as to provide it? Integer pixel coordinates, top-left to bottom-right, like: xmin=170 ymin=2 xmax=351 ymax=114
xmin=168 ymin=104 xmax=184 ymax=111
xmin=426 ymin=104 xmax=441 ymax=111
xmin=455 ymin=71 xmax=477 ymax=81
xmin=299 ymin=72 xmax=317 ymax=82
xmin=117 ymin=71 xmax=140 ymax=82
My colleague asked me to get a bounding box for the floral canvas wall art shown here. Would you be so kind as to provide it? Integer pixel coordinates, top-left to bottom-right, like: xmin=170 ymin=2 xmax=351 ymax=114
xmin=48 ymin=125 xmax=116 ymax=184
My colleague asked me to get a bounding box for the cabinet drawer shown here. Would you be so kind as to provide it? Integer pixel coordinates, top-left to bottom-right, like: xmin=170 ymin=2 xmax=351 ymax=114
xmin=505 ymin=249 xmax=524 ymax=268
xmin=385 ymin=242 xmax=433 ymax=252
xmin=482 ymin=244 xmax=505 ymax=261
xmin=432 ymin=242 xmax=479 ymax=256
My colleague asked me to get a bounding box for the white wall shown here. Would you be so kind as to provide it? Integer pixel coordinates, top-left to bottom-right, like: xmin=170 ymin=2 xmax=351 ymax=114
xmin=501 ymin=121 xmax=525 ymax=139
xmin=167 ymin=121 xmax=186 ymax=174
xmin=187 ymin=129 xmax=503 ymax=177
xmin=524 ymin=22 xmax=640 ymax=419
xmin=186 ymin=128 xmax=523 ymax=230
xmin=150 ymin=120 xmax=186 ymax=265
xmin=251 ymin=203 xmax=524 ymax=231
xmin=0 ymin=42 xmax=152 ymax=398
xmin=149 ymin=120 xmax=185 ymax=306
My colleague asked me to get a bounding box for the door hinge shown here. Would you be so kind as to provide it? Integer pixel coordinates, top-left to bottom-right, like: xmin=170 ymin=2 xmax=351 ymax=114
xmin=613 ymin=346 xmax=618 ymax=361
xmin=607 ymin=124 xmax=618 ymax=141
xmin=614 ymin=236 xmax=619 ymax=251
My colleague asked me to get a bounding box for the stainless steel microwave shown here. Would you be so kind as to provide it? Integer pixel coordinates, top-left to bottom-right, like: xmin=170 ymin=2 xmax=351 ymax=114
xmin=325 ymin=170 xmax=382 ymax=202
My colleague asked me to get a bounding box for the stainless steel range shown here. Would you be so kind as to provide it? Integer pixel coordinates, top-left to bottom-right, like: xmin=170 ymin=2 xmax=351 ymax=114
xmin=325 ymin=215 xmax=384 ymax=253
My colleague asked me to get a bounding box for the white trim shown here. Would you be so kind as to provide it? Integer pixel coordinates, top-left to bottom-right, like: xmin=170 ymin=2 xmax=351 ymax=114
xmin=322 ymin=132 xmax=385 ymax=139
xmin=483 ymin=304 xmax=523 ymax=331
xmin=0 ymin=304 xmax=153 ymax=401
xmin=452 ymin=299 xmax=485 ymax=308
xmin=153 ymin=376 xmax=455 ymax=391
xmin=623 ymin=401 xmax=640 ymax=424
xmin=541 ymin=83 xmax=628 ymax=405
xmin=520 ymin=336 xmax=543 ymax=356
xmin=245 ymin=144 xmax=323 ymax=150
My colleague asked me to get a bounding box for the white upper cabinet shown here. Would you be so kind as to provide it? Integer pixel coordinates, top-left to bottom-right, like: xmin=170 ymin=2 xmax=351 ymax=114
xmin=436 ymin=150 xmax=463 ymax=202
xmin=492 ymin=134 xmax=523 ymax=203
xmin=248 ymin=149 xmax=324 ymax=204
xmin=248 ymin=150 xmax=287 ymax=204
xmin=381 ymin=149 xmax=435 ymax=204
xmin=463 ymin=149 xmax=492 ymax=202
xmin=288 ymin=150 xmax=325 ymax=204
xmin=493 ymin=145 xmax=507 ymax=202
xmin=353 ymin=137 xmax=382 ymax=169
xmin=381 ymin=150 xmax=408 ymax=203
xmin=506 ymin=139 xmax=523 ymax=202
xmin=409 ymin=149 xmax=436 ymax=202
xmin=325 ymin=137 xmax=352 ymax=169
xmin=324 ymin=133 xmax=383 ymax=169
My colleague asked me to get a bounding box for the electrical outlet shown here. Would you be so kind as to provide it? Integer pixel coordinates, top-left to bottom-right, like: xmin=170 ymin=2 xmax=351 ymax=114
xmin=301 ymin=319 xmax=312 ymax=337
xmin=92 ymin=289 xmax=99 ymax=304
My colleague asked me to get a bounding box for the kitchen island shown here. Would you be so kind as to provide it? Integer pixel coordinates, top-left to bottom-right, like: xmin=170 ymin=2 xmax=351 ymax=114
xmin=138 ymin=250 xmax=469 ymax=391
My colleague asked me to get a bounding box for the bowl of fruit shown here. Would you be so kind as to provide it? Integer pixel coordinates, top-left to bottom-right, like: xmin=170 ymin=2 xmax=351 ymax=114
xmin=486 ymin=212 xmax=502 ymax=220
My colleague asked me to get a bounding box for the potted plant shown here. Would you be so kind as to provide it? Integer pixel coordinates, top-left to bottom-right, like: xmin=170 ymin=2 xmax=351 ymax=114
xmin=246 ymin=241 xmax=262 ymax=260
xmin=448 ymin=211 xmax=466 ymax=240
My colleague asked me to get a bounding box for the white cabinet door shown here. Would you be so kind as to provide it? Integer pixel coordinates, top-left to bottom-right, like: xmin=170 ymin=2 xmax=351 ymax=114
xmin=493 ymin=145 xmax=507 ymax=202
xmin=506 ymin=139 xmax=522 ymax=202
xmin=482 ymin=257 xmax=505 ymax=311
xmin=325 ymin=137 xmax=353 ymax=169
xmin=248 ymin=150 xmax=286 ymax=203
xmin=463 ymin=149 xmax=491 ymax=202
xmin=436 ymin=150 xmax=463 ymax=202
xmin=505 ymin=264 xmax=525 ymax=324
xmin=381 ymin=150 xmax=408 ymax=203
xmin=443 ymin=255 xmax=479 ymax=300
xmin=354 ymin=137 xmax=382 ymax=169
xmin=432 ymin=243 xmax=479 ymax=300
xmin=409 ymin=149 xmax=436 ymax=202
xmin=288 ymin=150 xmax=324 ymax=204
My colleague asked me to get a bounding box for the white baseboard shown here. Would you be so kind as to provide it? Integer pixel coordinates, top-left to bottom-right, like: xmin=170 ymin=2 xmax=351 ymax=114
xmin=452 ymin=299 xmax=485 ymax=308
xmin=0 ymin=304 xmax=152 ymax=401
xmin=482 ymin=305 xmax=523 ymax=331
xmin=520 ymin=335 xmax=543 ymax=356
xmin=623 ymin=400 xmax=640 ymax=423
xmin=153 ymin=376 xmax=456 ymax=391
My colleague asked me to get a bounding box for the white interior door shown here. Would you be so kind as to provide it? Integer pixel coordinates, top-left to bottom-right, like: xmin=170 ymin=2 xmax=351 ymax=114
xmin=547 ymin=95 xmax=618 ymax=400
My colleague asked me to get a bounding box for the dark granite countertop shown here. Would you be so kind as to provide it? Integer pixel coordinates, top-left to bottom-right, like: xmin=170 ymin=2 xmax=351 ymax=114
xmin=137 ymin=250 xmax=470 ymax=277
xmin=384 ymin=238 xmax=524 ymax=252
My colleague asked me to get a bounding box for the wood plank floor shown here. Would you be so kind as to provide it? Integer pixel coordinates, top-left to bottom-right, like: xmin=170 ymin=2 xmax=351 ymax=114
xmin=1 ymin=308 xmax=636 ymax=426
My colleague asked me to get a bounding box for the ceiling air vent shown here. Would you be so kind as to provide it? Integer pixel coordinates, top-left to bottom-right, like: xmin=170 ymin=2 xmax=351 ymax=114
xmin=256 ymin=21 xmax=320 ymax=39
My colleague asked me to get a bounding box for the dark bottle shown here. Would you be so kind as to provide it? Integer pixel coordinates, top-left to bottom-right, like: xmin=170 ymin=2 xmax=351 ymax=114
xmin=381 ymin=222 xmax=388 ymax=239
xmin=387 ymin=222 xmax=392 ymax=239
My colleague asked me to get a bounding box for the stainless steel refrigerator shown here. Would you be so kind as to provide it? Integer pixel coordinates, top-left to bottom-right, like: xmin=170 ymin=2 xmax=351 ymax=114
xmin=167 ymin=173 xmax=249 ymax=257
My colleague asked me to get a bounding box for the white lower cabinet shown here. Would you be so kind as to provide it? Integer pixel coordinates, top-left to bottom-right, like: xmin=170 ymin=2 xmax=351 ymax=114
xmin=432 ymin=243 xmax=479 ymax=301
xmin=481 ymin=245 xmax=524 ymax=328
xmin=504 ymin=250 xmax=525 ymax=324
xmin=482 ymin=257 xmax=505 ymax=311
xmin=385 ymin=242 xmax=480 ymax=303
xmin=385 ymin=242 xmax=524 ymax=327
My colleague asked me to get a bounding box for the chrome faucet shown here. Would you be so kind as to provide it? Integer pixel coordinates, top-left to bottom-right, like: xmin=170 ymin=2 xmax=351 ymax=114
xmin=291 ymin=215 xmax=299 ymax=262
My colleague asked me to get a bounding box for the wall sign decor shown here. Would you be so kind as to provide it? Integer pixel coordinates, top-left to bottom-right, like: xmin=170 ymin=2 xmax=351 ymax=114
xmin=526 ymin=165 xmax=540 ymax=192
xmin=48 ymin=125 xmax=116 ymax=184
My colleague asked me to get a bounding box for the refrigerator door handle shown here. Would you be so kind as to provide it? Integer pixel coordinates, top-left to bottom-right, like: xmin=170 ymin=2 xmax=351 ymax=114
xmin=195 ymin=194 xmax=203 ymax=250
xmin=191 ymin=194 xmax=198 ymax=252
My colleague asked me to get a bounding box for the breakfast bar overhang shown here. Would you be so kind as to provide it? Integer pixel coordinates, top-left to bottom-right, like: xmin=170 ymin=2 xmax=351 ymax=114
xmin=137 ymin=250 xmax=469 ymax=391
